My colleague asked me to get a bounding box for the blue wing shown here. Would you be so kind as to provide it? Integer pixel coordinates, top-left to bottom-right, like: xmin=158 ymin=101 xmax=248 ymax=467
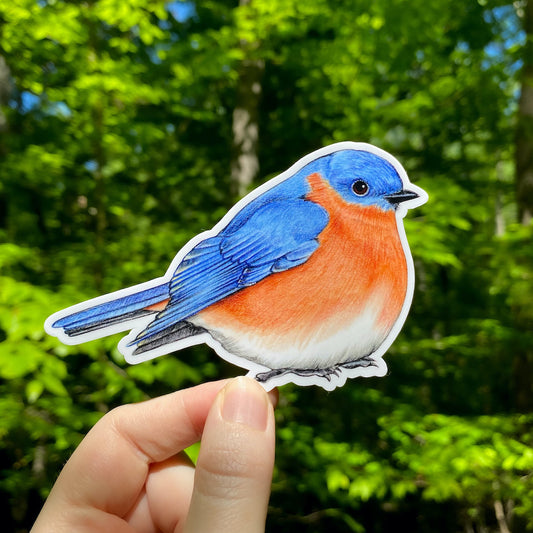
xmin=133 ymin=197 xmax=329 ymax=343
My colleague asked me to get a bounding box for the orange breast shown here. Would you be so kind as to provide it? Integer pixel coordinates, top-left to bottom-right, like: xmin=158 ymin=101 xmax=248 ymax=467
xmin=199 ymin=173 xmax=408 ymax=344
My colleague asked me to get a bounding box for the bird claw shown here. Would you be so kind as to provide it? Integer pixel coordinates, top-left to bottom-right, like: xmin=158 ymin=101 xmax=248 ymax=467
xmin=255 ymin=364 xmax=343 ymax=384
xmin=255 ymin=356 xmax=376 ymax=384
xmin=336 ymin=356 xmax=377 ymax=370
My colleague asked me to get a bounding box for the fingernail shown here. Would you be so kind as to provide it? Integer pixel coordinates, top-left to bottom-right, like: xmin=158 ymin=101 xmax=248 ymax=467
xmin=221 ymin=377 xmax=269 ymax=431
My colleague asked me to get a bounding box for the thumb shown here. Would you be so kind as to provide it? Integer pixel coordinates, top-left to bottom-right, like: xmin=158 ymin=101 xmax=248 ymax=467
xmin=184 ymin=377 xmax=276 ymax=533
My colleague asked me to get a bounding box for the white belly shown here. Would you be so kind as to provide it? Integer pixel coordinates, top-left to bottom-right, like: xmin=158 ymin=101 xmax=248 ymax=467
xmin=192 ymin=297 xmax=389 ymax=370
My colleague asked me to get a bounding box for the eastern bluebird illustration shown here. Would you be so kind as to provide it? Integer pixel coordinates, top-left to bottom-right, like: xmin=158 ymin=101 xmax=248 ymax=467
xmin=45 ymin=142 xmax=428 ymax=390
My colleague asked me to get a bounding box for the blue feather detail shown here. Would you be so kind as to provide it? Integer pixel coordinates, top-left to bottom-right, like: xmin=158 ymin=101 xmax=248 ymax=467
xmin=53 ymin=284 xmax=169 ymax=335
xmin=131 ymin=190 xmax=329 ymax=345
xmin=272 ymin=239 xmax=320 ymax=272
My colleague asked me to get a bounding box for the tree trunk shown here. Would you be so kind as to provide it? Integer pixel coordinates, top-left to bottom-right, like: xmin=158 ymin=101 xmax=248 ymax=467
xmin=515 ymin=0 xmax=533 ymax=225
xmin=512 ymin=0 xmax=533 ymax=413
xmin=88 ymin=13 xmax=107 ymax=290
xmin=0 ymin=55 xmax=10 ymax=137
xmin=230 ymin=0 xmax=264 ymax=197
xmin=0 ymin=56 xmax=11 ymax=230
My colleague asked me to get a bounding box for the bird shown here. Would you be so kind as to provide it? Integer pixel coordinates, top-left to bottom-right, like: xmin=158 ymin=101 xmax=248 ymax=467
xmin=45 ymin=142 xmax=427 ymax=391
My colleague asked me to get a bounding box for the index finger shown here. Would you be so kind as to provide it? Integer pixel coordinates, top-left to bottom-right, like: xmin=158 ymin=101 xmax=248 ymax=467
xmin=41 ymin=380 xmax=229 ymax=519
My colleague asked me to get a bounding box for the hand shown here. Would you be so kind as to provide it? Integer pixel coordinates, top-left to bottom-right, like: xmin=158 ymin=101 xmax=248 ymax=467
xmin=31 ymin=377 xmax=277 ymax=533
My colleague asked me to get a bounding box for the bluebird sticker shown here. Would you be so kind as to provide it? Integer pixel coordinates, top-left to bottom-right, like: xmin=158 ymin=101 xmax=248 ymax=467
xmin=45 ymin=142 xmax=428 ymax=391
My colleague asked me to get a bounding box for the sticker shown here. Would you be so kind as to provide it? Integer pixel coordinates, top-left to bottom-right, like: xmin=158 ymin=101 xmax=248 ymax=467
xmin=45 ymin=142 xmax=428 ymax=391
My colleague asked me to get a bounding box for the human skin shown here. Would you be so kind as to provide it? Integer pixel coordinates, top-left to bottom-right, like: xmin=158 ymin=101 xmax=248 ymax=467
xmin=31 ymin=377 xmax=277 ymax=533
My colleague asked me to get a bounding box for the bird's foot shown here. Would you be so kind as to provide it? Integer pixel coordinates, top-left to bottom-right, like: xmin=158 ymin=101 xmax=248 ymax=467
xmin=255 ymin=365 xmax=342 ymax=384
xmin=334 ymin=355 xmax=377 ymax=371
xmin=254 ymin=356 xmax=379 ymax=385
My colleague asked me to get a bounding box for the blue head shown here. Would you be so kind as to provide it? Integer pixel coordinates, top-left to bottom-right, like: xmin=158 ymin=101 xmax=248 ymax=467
xmin=318 ymin=149 xmax=419 ymax=211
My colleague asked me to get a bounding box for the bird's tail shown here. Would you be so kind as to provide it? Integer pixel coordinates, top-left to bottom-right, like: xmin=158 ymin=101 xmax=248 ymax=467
xmin=49 ymin=283 xmax=170 ymax=339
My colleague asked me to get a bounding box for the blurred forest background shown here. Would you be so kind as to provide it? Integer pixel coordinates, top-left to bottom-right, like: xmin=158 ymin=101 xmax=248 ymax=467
xmin=0 ymin=0 xmax=532 ymax=531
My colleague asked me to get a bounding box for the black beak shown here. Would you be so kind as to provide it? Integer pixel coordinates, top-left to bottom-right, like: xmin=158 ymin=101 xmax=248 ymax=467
xmin=384 ymin=189 xmax=420 ymax=205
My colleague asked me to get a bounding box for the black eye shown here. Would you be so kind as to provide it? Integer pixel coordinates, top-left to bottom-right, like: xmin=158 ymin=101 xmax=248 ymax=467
xmin=352 ymin=180 xmax=369 ymax=196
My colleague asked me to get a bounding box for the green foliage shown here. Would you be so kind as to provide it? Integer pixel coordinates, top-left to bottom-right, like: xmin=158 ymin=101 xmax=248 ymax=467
xmin=0 ymin=0 xmax=531 ymax=531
